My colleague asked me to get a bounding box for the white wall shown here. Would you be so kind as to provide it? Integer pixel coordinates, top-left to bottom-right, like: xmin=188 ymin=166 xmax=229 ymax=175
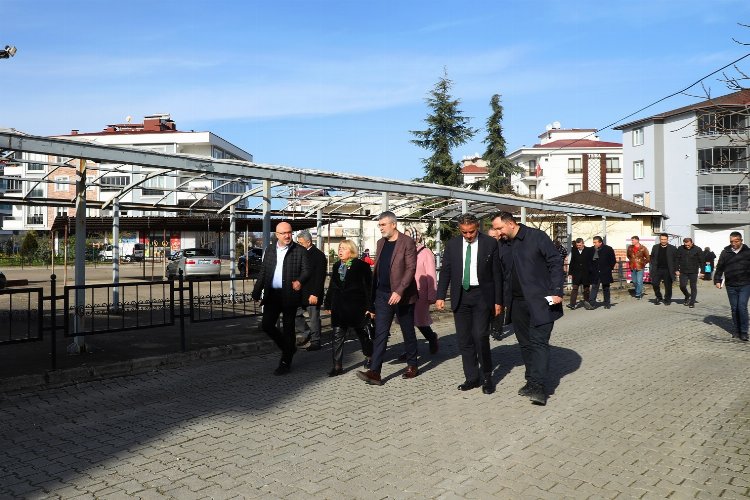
xmin=661 ymin=114 xmax=698 ymax=238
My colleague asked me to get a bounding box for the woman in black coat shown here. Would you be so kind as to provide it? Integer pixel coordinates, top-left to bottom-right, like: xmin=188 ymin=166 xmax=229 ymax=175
xmin=703 ymin=247 xmax=716 ymax=281
xmin=323 ymin=240 xmax=374 ymax=377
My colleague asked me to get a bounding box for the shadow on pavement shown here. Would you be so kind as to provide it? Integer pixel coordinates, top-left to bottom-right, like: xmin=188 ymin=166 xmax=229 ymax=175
xmin=489 ymin=341 xmax=582 ymax=396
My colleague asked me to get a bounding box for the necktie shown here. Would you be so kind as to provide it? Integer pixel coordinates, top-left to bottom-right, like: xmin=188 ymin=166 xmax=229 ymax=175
xmin=463 ymin=243 xmax=471 ymax=291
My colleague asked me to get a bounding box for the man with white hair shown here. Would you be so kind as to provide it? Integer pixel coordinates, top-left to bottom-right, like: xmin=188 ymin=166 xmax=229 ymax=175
xmin=295 ymin=230 xmax=327 ymax=351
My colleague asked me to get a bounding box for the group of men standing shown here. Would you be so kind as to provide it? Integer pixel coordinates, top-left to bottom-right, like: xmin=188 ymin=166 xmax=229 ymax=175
xmin=566 ymin=236 xmax=617 ymax=310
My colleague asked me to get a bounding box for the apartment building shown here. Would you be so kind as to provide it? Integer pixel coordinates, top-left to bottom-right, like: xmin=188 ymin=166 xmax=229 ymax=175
xmin=615 ymin=89 xmax=750 ymax=251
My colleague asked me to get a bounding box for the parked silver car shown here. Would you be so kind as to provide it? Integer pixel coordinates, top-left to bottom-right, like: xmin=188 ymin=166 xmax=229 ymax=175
xmin=166 ymin=248 xmax=221 ymax=279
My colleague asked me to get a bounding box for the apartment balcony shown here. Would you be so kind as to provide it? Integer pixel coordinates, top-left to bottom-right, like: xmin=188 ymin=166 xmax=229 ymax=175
xmin=520 ymin=169 xmax=543 ymax=182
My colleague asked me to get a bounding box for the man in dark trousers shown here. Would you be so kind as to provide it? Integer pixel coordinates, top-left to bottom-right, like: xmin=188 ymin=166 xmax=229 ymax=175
xmin=650 ymin=233 xmax=677 ymax=305
xmin=436 ymin=214 xmax=503 ymax=395
xmin=357 ymin=211 xmax=418 ymax=385
xmin=588 ymin=236 xmax=617 ymax=309
xmin=295 ymin=230 xmax=328 ymax=351
xmin=714 ymin=232 xmax=750 ymax=341
xmin=252 ymin=221 xmax=310 ymax=375
xmin=567 ymin=238 xmax=594 ymax=310
xmin=675 ymin=237 xmax=703 ymax=308
xmin=492 ymin=211 xmax=565 ymax=406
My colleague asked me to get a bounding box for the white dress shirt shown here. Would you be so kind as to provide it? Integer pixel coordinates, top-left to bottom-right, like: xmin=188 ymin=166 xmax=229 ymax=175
xmin=462 ymin=239 xmax=480 ymax=287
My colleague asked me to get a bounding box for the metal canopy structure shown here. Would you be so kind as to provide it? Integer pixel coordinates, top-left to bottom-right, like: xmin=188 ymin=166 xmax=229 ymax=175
xmin=0 ymin=129 xmax=632 ymax=220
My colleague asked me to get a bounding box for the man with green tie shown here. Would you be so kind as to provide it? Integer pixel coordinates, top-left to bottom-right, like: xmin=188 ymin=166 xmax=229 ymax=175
xmin=436 ymin=214 xmax=503 ymax=395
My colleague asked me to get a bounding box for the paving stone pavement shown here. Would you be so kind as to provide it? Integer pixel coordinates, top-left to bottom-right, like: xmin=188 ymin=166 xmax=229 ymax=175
xmin=1 ymin=282 xmax=748 ymax=499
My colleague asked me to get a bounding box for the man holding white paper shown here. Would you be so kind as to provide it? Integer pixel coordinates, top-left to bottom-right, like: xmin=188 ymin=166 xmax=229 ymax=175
xmin=492 ymin=211 xmax=565 ymax=406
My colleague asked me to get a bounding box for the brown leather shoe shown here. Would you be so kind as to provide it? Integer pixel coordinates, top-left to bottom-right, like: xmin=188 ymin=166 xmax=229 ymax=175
xmin=402 ymin=365 xmax=419 ymax=379
xmin=356 ymin=369 xmax=382 ymax=385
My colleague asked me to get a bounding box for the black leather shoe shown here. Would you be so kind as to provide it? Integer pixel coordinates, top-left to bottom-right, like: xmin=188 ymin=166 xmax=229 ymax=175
xmin=274 ymin=361 xmax=291 ymax=375
xmin=604 ymin=303 xmax=611 ymax=309
xmin=528 ymin=383 xmax=547 ymax=405
xmin=582 ymin=301 xmax=594 ymax=310
xmin=664 ymin=300 xmax=671 ymax=306
xmin=654 ymin=299 xmax=662 ymax=305
xmin=306 ymin=342 xmax=321 ymax=351
xmin=518 ymin=382 xmax=532 ymax=397
xmin=566 ymin=304 xmax=576 ymax=310
xmin=328 ymin=367 xmax=343 ymax=377
xmin=482 ymin=379 xmax=495 ymax=395
xmin=740 ymin=333 xmax=749 ymax=342
xmin=457 ymin=380 xmax=481 ymax=391
xmin=689 ymin=302 xmax=695 ymax=308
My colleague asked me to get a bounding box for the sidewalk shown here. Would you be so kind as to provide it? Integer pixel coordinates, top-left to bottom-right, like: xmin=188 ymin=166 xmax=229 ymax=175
xmin=1 ymin=280 xmax=748 ymax=498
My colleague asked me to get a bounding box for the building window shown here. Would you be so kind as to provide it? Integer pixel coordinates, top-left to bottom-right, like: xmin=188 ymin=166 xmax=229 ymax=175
xmin=567 ymin=158 xmax=582 ymax=174
xmin=697 ymin=184 xmax=750 ymax=212
xmin=100 ymin=175 xmax=130 ymax=191
xmin=633 ymin=160 xmax=645 ymax=179
xmin=633 ymin=193 xmax=645 ymax=205
xmin=606 ymin=183 xmax=621 ymax=198
xmin=26 ymin=206 xmax=44 ymax=225
xmin=606 ymin=157 xmax=621 ymax=173
xmin=54 ymin=176 xmax=70 ymax=192
xmin=27 ymin=183 xmax=44 ymax=198
xmin=56 ymin=206 xmax=67 ymax=217
xmin=86 ymin=176 xmax=96 ymax=191
xmin=142 ymin=175 xmax=166 ymax=196
xmin=6 ymin=176 xmax=22 ymax=193
xmin=632 ymin=128 xmax=644 ymax=146
xmin=698 ymin=111 xmax=749 ymax=135
xmin=568 ymin=183 xmax=581 ymax=193
xmin=528 ymin=185 xmax=537 ymax=198
xmin=697 ymin=147 xmax=748 ymax=173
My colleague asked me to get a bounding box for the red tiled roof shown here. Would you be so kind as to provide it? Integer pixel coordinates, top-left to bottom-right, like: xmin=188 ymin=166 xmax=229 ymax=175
xmin=615 ymin=89 xmax=750 ymax=130
xmin=461 ymin=164 xmax=488 ymax=174
xmin=532 ymin=139 xmax=622 ymax=149
xmin=551 ymin=190 xmax=659 ymax=214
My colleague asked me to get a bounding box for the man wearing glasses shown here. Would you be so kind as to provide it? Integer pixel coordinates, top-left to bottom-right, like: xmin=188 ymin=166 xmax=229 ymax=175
xmin=252 ymin=222 xmax=311 ymax=374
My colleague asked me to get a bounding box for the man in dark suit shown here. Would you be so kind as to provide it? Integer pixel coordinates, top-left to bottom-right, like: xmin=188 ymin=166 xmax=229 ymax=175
xmin=252 ymin=221 xmax=310 ymax=375
xmin=357 ymin=211 xmax=418 ymax=385
xmin=436 ymin=214 xmax=502 ymax=395
xmin=295 ymin=230 xmax=327 ymax=351
xmin=567 ymin=238 xmax=594 ymax=310
xmin=492 ymin=211 xmax=565 ymax=406
xmin=589 ymin=235 xmax=617 ymax=309
xmin=650 ymin=232 xmax=677 ymax=305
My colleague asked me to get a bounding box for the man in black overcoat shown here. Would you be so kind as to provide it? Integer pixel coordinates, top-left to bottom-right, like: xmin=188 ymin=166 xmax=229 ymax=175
xmin=650 ymin=232 xmax=677 ymax=305
xmin=588 ymin=235 xmax=617 ymax=309
xmin=252 ymin=221 xmax=310 ymax=375
xmin=567 ymin=238 xmax=594 ymax=310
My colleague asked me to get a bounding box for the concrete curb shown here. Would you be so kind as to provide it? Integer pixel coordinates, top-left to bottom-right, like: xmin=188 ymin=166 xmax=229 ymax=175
xmin=0 ymin=339 xmax=277 ymax=396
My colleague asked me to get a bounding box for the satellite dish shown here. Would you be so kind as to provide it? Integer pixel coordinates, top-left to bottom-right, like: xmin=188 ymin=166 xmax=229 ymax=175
xmin=552 ymin=121 xmax=561 ymax=129
xmin=545 ymin=124 xmax=552 ymax=131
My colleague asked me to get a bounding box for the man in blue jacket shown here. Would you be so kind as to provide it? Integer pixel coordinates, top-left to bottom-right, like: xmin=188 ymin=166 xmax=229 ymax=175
xmin=492 ymin=211 xmax=565 ymax=406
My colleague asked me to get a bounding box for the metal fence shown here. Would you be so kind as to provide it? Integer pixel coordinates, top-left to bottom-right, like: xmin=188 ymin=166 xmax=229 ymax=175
xmin=0 ymin=271 xmax=260 ymax=370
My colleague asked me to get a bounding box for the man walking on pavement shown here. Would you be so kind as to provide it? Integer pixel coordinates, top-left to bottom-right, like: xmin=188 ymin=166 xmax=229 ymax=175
xmin=589 ymin=236 xmax=617 ymax=309
xmin=435 ymin=214 xmax=502 ymax=395
xmin=295 ymin=230 xmax=327 ymax=351
xmin=650 ymin=233 xmax=677 ymax=305
xmin=252 ymin=222 xmax=310 ymax=375
xmin=492 ymin=211 xmax=565 ymax=406
xmin=714 ymin=232 xmax=750 ymax=341
xmin=627 ymin=236 xmax=649 ymax=299
xmin=567 ymin=238 xmax=594 ymax=310
xmin=357 ymin=211 xmax=419 ymax=385
xmin=675 ymin=237 xmax=703 ymax=308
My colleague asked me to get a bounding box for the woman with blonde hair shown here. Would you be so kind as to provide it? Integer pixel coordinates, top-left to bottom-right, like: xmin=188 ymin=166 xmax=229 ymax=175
xmin=323 ymin=240 xmax=374 ymax=376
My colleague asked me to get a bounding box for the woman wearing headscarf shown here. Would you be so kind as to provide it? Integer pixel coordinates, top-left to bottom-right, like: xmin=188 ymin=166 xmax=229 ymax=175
xmin=323 ymin=240 xmax=374 ymax=376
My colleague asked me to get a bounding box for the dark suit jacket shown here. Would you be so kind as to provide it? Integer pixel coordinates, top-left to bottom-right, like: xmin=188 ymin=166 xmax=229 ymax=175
xmin=568 ymin=246 xmax=593 ymax=281
xmin=436 ymin=232 xmax=502 ymax=312
xmin=251 ymin=241 xmax=310 ymax=307
xmin=301 ymin=244 xmax=327 ymax=306
xmin=324 ymin=258 xmax=371 ymax=328
xmin=650 ymin=244 xmax=677 ymax=275
xmin=372 ymin=231 xmax=418 ymax=305
xmin=498 ymin=224 xmax=565 ymax=327
xmin=588 ymin=244 xmax=617 ymax=285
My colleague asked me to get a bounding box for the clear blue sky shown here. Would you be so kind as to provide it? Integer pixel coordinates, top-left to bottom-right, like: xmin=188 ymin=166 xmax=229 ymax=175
xmin=2 ymin=0 xmax=749 ymax=180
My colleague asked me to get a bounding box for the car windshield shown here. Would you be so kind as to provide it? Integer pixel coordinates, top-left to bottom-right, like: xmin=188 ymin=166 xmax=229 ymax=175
xmin=184 ymin=249 xmax=215 ymax=257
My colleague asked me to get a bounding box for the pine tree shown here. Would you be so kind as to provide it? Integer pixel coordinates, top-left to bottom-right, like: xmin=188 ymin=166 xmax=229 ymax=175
xmin=410 ymin=71 xmax=477 ymax=186
xmin=475 ymin=94 xmax=523 ymax=193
